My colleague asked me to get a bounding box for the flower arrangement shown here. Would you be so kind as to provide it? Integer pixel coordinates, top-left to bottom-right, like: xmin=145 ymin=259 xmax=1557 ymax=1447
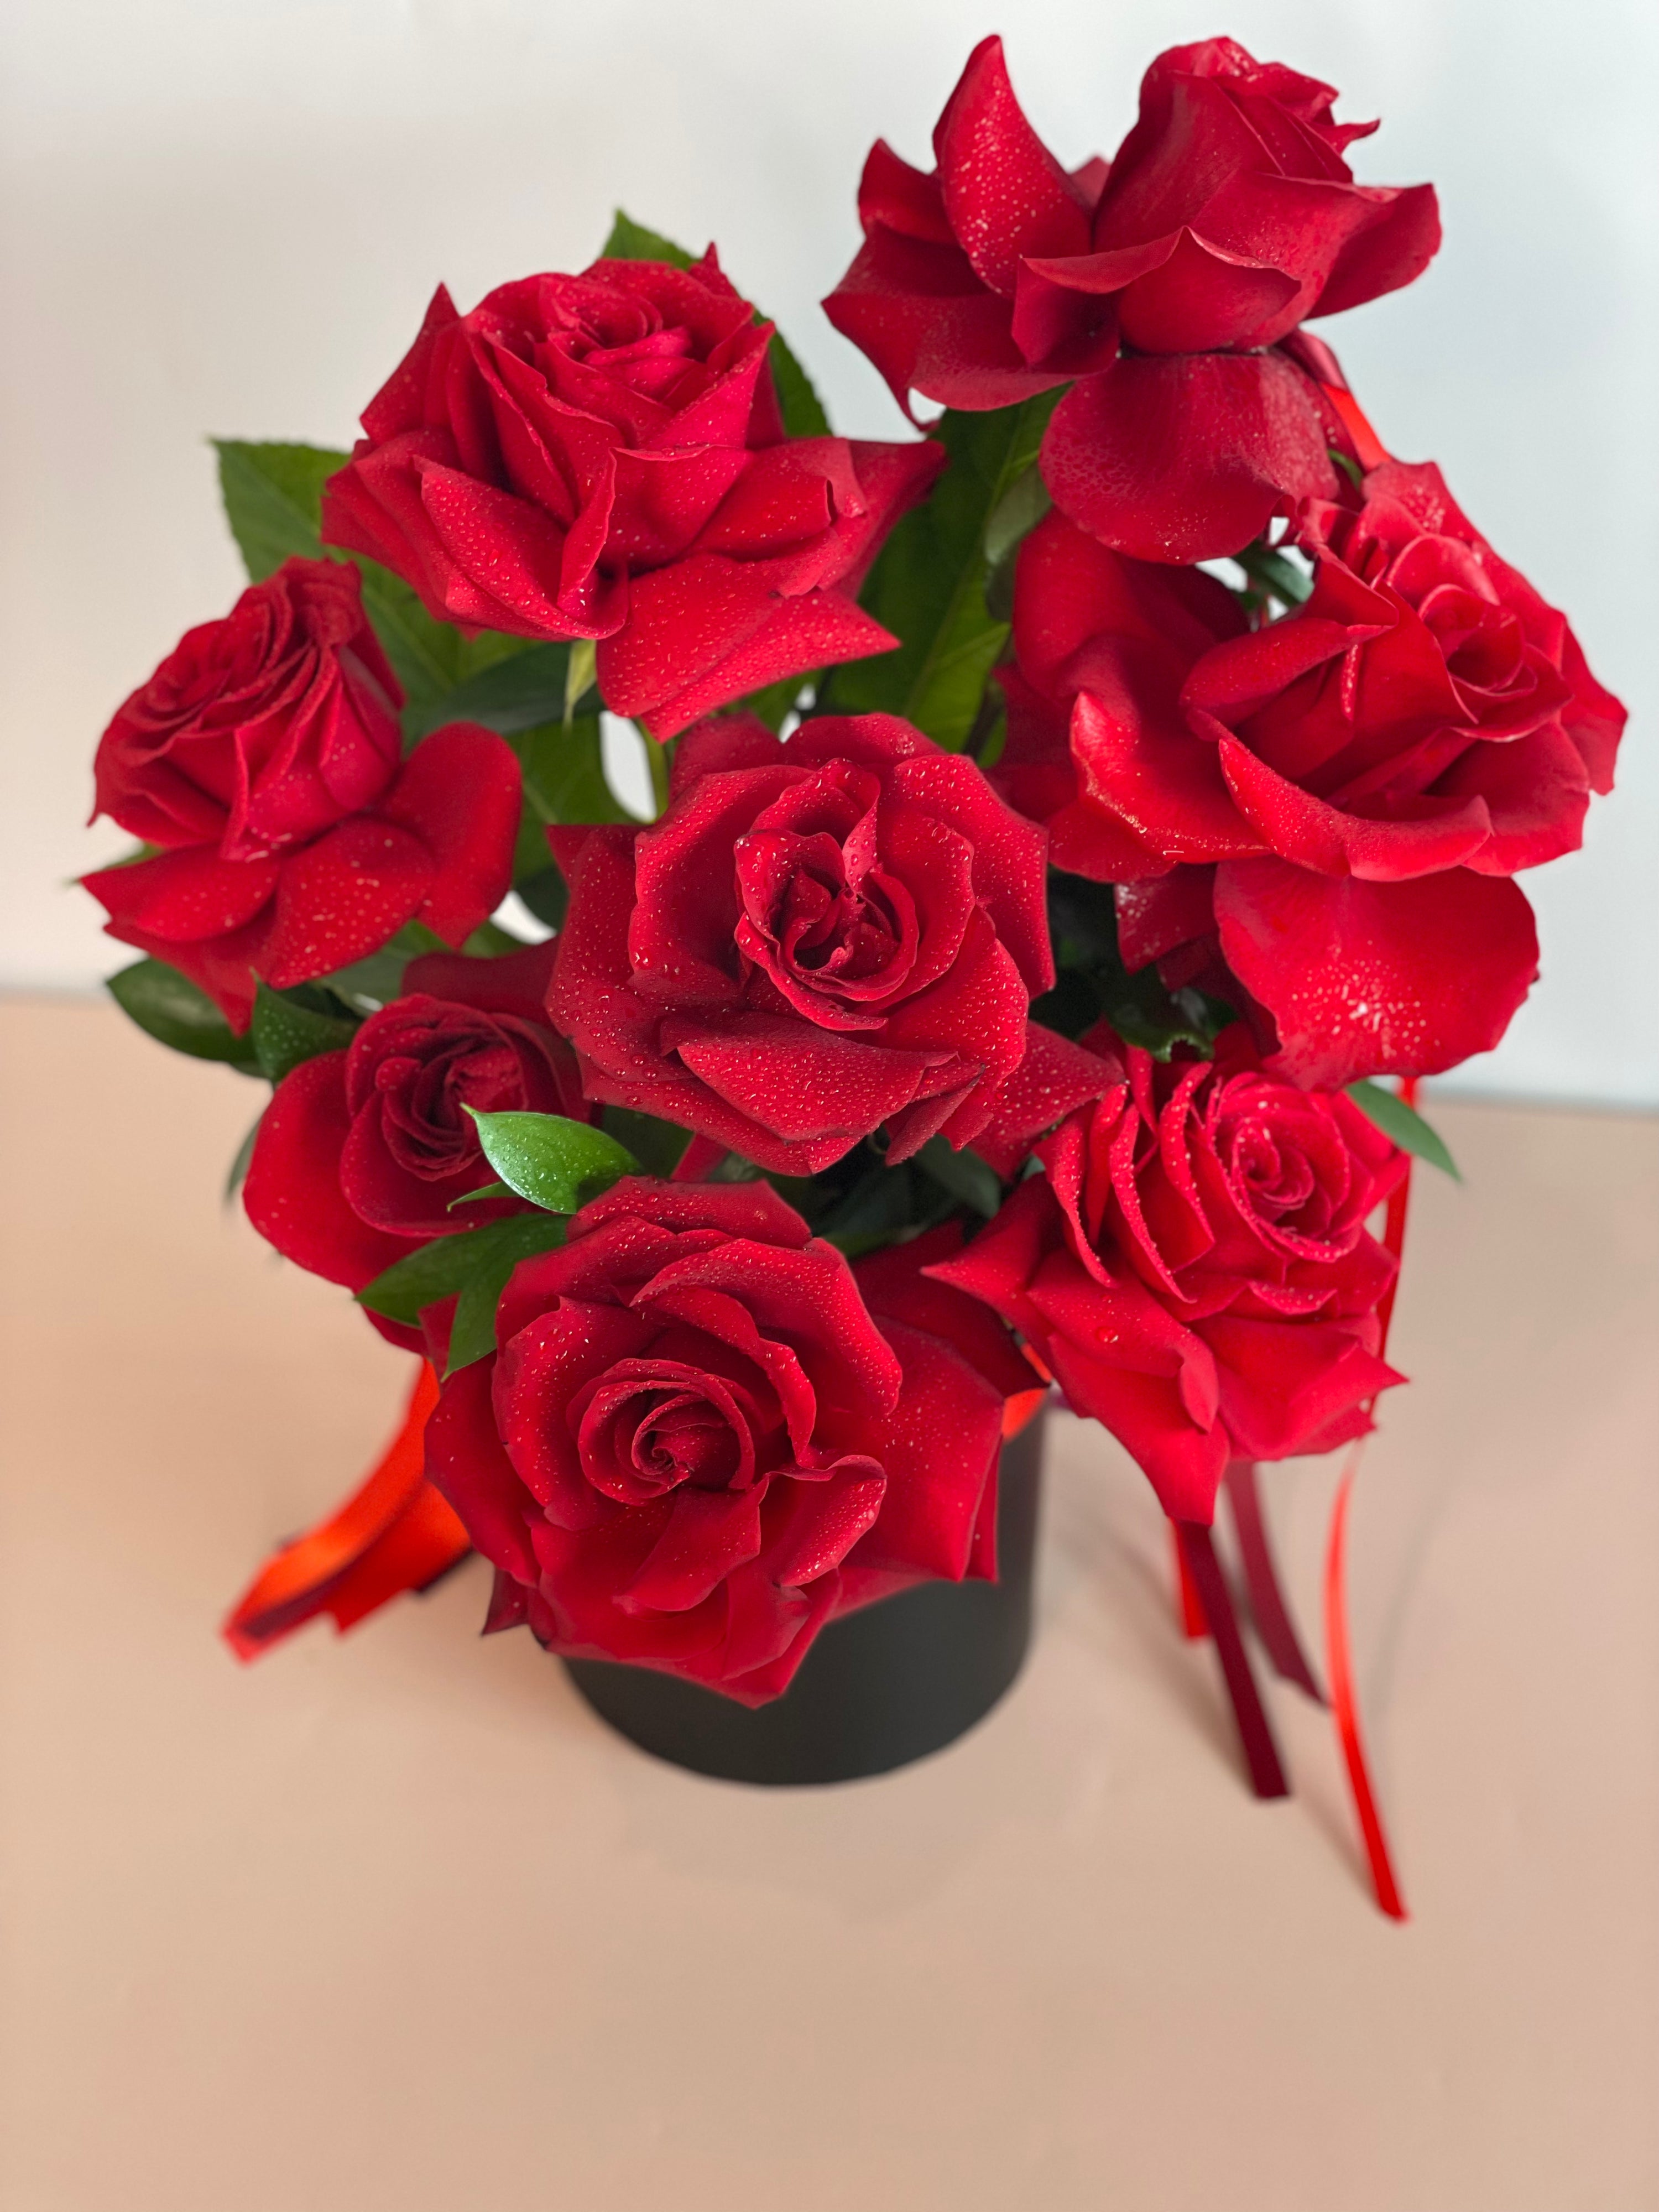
xmin=87 ymin=35 xmax=1624 ymax=1907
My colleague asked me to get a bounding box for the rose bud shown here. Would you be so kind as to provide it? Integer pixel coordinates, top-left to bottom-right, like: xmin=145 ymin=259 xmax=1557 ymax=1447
xmin=424 ymin=1183 xmax=1031 ymax=1702
xmin=243 ymin=942 xmax=583 ymax=1339
xmin=82 ymin=557 xmax=520 ymax=1027
xmin=1051 ymin=460 xmax=1625 ymax=1083
xmin=321 ymin=254 xmax=942 ymax=738
xmin=931 ymin=1026 xmax=1406 ymax=1524
xmin=547 ymin=711 xmax=1053 ymax=1175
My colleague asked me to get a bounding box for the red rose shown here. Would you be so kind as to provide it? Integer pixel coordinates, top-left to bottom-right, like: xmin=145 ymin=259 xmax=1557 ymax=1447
xmin=547 ymin=712 xmax=1053 ymax=1173
xmin=823 ymin=36 xmax=1437 ymax=562
xmin=90 ymin=556 xmax=404 ymax=854
xmin=424 ymin=1182 xmax=1028 ymax=1702
xmin=1048 ymin=461 xmax=1624 ymax=1081
xmin=932 ymin=1027 xmax=1404 ymax=1522
xmin=243 ymin=941 xmax=582 ymax=1312
xmin=321 ymin=255 xmax=942 ymax=738
xmin=83 ymin=560 xmax=520 ymax=1029
xmin=989 ymin=507 xmax=1249 ymax=873
xmin=1040 ymin=41 xmax=1438 ymax=560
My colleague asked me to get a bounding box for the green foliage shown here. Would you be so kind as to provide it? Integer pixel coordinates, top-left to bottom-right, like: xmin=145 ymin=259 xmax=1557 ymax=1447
xmin=517 ymin=717 xmax=634 ymax=832
xmin=357 ymin=1212 xmax=566 ymax=1327
xmin=821 ymin=394 xmax=1060 ymax=749
xmin=1234 ymin=538 xmax=1313 ymax=610
xmin=598 ymin=1105 xmax=692 ymax=1178
xmin=251 ymin=981 xmax=358 ymax=1084
xmin=1036 ymin=873 xmax=1236 ymax=1057
xmin=403 ymin=643 xmax=571 ymax=744
xmin=914 ymin=1136 xmax=1002 ymax=1218
xmin=602 ymin=211 xmax=695 ymax=268
xmin=466 ymin=1108 xmax=640 ymax=1214
xmin=323 ymin=922 xmax=447 ymax=1014
xmin=107 ymin=958 xmax=263 ymax=1072
xmin=602 ymin=208 xmax=830 ymax=440
xmin=1347 ymin=1081 xmax=1462 ymax=1180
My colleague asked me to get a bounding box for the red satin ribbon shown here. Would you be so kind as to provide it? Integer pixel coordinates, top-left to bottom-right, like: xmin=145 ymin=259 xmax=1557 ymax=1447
xmin=1226 ymin=1459 xmax=1323 ymax=1702
xmin=222 ymin=1360 xmax=468 ymax=1660
xmin=1172 ymin=1522 xmax=1208 ymax=1640
xmin=1177 ymin=1521 xmax=1289 ymax=1799
xmin=1322 ymin=1082 xmax=1417 ymax=1920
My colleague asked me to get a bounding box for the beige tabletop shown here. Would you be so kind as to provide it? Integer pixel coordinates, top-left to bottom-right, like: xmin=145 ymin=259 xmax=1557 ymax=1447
xmin=2 ymin=997 xmax=1656 ymax=2212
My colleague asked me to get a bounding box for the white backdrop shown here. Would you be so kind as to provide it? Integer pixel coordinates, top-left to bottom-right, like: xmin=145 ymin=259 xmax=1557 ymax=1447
xmin=2 ymin=0 xmax=1653 ymax=1102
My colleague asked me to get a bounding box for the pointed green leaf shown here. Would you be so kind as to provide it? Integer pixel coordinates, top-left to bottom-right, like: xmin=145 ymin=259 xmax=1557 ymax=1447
xmin=1234 ymin=539 xmax=1313 ymax=608
xmin=357 ymin=1212 xmax=566 ymax=1326
xmin=602 ymin=211 xmax=695 ymax=268
xmin=466 ymin=1108 xmax=639 ymax=1213
xmin=821 ymin=394 xmax=1060 ymax=749
xmin=598 ymin=1105 xmax=692 ymax=1178
xmin=252 ymin=981 xmax=358 ymax=1084
xmin=1346 ymin=1081 xmax=1462 ymax=1180
xmin=403 ymin=641 xmax=571 ymax=744
xmin=107 ymin=958 xmax=263 ymax=1070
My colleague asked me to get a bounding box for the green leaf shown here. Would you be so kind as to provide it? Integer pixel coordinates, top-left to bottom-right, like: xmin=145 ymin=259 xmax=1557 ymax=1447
xmin=915 ymin=1136 xmax=1002 ymax=1217
xmin=738 ymin=674 xmax=811 ymax=732
xmin=1234 ymin=538 xmax=1313 ymax=608
xmin=515 ymin=716 xmax=634 ymax=830
xmin=466 ymin=1108 xmax=639 ymax=1213
xmin=403 ymin=641 xmax=571 ymax=744
xmin=448 ymin=1181 xmax=513 ymax=1209
xmin=514 ymin=865 xmax=568 ymax=930
xmin=768 ymin=336 xmax=830 ymax=440
xmin=602 ymin=211 xmax=695 ymax=268
xmin=1347 ymin=1081 xmax=1462 ymax=1180
xmin=822 ymin=394 xmax=1061 ymax=749
xmin=251 ymin=981 xmax=358 ymax=1084
xmin=564 ymin=638 xmax=598 ymax=722
xmin=599 ymin=1105 xmax=692 ymax=1178
xmin=107 ymin=958 xmax=263 ymax=1071
xmin=323 ymin=922 xmax=447 ymax=1013
xmin=357 ymin=1212 xmax=566 ymax=1326
xmin=212 ymin=440 xmax=484 ymax=712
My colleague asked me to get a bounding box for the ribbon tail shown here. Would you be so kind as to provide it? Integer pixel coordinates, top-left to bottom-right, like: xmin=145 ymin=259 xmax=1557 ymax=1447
xmin=1326 ymin=1453 xmax=1408 ymax=1919
xmin=1225 ymin=1460 xmax=1323 ymax=1700
xmin=1321 ymin=1079 xmax=1416 ymax=1917
xmin=222 ymin=1359 xmax=468 ymax=1661
xmin=1177 ymin=1520 xmax=1289 ymax=1800
xmin=1171 ymin=1520 xmax=1208 ymax=1639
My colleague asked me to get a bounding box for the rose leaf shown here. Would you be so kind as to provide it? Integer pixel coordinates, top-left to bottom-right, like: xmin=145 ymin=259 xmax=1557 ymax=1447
xmin=1346 ymin=1081 xmax=1462 ymax=1180
xmin=465 ymin=1108 xmax=640 ymax=1214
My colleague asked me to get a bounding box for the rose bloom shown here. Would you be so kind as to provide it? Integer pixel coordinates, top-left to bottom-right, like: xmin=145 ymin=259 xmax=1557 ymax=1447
xmin=83 ymin=557 xmax=520 ymax=1027
xmin=933 ymin=1025 xmax=1405 ymax=1523
xmin=244 ymin=941 xmax=583 ymax=1343
xmin=548 ymin=711 xmax=1054 ymax=1173
xmin=424 ymin=1182 xmax=1034 ymax=1701
xmin=823 ymin=35 xmax=1438 ymax=561
xmin=1030 ymin=461 xmax=1625 ymax=1084
xmin=321 ymin=254 xmax=942 ymax=738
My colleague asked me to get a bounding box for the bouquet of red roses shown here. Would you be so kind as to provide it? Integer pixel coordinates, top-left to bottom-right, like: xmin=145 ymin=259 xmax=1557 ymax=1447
xmin=86 ymin=36 xmax=1623 ymax=1907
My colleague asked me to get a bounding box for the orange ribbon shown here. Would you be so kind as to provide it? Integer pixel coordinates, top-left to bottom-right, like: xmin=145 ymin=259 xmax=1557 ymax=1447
xmin=222 ymin=1360 xmax=468 ymax=1660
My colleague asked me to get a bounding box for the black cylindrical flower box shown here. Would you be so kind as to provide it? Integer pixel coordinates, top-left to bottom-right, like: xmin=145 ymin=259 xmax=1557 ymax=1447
xmin=562 ymin=1411 xmax=1044 ymax=1785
